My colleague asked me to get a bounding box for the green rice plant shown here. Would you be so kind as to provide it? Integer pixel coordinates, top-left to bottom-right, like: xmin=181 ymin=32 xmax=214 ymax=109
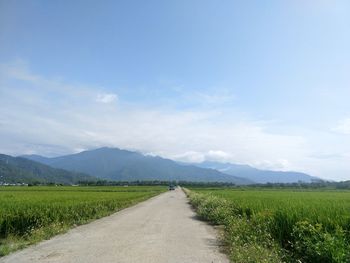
xmin=0 ymin=186 xmax=165 ymax=256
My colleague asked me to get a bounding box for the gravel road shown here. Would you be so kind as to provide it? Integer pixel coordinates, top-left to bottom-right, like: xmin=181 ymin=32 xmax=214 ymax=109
xmin=0 ymin=188 xmax=229 ymax=263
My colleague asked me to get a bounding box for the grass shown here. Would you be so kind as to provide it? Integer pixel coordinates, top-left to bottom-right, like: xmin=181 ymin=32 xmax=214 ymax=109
xmin=186 ymin=187 xmax=350 ymax=263
xmin=0 ymin=186 xmax=165 ymax=256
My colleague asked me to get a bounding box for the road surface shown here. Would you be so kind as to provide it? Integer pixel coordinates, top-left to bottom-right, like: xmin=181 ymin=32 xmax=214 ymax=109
xmin=0 ymin=188 xmax=229 ymax=263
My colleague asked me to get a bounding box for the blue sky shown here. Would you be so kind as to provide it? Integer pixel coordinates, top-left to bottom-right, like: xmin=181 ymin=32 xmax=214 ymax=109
xmin=1 ymin=0 xmax=350 ymax=180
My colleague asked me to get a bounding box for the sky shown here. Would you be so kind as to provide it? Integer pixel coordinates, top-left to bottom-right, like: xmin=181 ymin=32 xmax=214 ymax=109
xmin=0 ymin=0 xmax=350 ymax=180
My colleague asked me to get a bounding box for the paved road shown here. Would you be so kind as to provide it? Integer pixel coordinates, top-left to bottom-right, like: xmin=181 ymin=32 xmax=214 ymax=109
xmin=0 ymin=188 xmax=229 ymax=263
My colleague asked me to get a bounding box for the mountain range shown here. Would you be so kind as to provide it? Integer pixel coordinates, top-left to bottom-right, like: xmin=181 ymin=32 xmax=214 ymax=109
xmin=0 ymin=154 xmax=96 ymax=184
xmin=195 ymin=161 xmax=319 ymax=184
xmin=1 ymin=147 xmax=318 ymax=185
xmin=22 ymin=147 xmax=252 ymax=184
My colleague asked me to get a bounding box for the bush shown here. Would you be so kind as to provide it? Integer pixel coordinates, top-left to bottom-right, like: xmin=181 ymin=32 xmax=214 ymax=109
xmin=185 ymin=190 xmax=283 ymax=263
xmin=291 ymin=221 xmax=350 ymax=263
xmin=186 ymin=188 xmax=350 ymax=263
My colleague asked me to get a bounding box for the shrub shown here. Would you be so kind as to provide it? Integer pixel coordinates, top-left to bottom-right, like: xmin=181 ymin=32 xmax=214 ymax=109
xmin=186 ymin=190 xmax=283 ymax=263
xmin=291 ymin=221 xmax=350 ymax=263
xmin=186 ymin=188 xmax=350 ymax=263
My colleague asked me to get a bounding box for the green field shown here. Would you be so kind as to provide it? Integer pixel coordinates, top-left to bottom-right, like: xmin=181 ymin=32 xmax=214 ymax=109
xmin=187 ymin=188 xmax=350 ymax=263
xmin=0 ymin=186 xmax=165 ymax=256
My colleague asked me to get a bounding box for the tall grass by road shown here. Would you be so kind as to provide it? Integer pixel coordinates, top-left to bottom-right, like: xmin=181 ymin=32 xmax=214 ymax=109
xmin=185 ymin=188 xmax=350 ymax=263
xmin=0 ymin=186 xmax=165 ymax=256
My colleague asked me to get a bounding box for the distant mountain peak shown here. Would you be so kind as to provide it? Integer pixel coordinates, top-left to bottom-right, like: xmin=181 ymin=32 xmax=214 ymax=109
xmin=20 ymin=148 xmax=320 ymax=184
xmin=0 ymin=154 xmax=96 ymax=184
xmin=22 ymin=147 xmax=252 ymax=184
xmin=196 ymin=161 xmax=318 ymax=184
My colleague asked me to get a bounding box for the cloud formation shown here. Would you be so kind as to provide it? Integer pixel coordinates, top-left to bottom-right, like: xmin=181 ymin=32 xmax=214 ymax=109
xmin=96 ymin=93 xmax=118 ymax=104
xmin=1 ymin=60 xmax=350 ymax=180
xmin=333 ymin=118 xmax=350 ymax=135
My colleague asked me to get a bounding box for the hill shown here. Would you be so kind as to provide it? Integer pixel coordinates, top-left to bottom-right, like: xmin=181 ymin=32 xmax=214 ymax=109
xmin=0 ymin=154 xmax=96 ymax=184
xmin=195 ymin=161 xmax=318 ymax=184
xmin=22 ymin=147 xmax=252 ymax=184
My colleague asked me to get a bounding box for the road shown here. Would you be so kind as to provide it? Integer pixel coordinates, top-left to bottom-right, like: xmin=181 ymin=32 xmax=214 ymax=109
xmin=0 ymin=188 xmax=229 ymax=263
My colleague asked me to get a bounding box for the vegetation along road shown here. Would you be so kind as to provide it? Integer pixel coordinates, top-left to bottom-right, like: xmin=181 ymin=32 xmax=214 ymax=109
xmin=0 ymin=188 xmax=228 ymax=263
xmin=187 ymin=187 xmax=350 ymax=263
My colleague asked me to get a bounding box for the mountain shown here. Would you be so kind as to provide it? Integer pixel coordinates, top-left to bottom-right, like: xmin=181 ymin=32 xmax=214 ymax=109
xmin=195 ymin=161 xmax=318 ymax=184
xmin=22 ymin=147 xmax=252 ymax=184
xmin=0 ymin=154 xmax=96 ymax=184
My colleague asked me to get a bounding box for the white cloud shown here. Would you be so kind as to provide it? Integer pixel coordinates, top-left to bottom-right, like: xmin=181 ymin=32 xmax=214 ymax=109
xmin=96 ymin=93 xmax=118 ymax=104
xmin=173 ymin=151 xmax=205 ymax=163
xmin=194 ymin=90 xmax=235 ymax=105
xmin=253 ymin=159 xmax=291 ymax=171
xmin=172 ymin=150 xmax=233 ymax=163
xmin=333 ymin=118 xmax=350 ymax=135
xmin=1 ymin=60 xmax=350 ymax=180
xmin=206 ymin=150 xmax=233 ymax=162
xmin=181 ymin=88 xmax=236 ymax=107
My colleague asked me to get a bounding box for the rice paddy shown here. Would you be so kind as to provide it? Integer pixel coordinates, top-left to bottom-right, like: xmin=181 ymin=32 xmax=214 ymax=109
xmin=0 ymin=186 xmax=165 ymax=256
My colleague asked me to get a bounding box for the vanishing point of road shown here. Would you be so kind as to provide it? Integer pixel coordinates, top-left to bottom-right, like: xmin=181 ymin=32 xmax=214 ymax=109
xmin=0 ymin=188 xmax=229 ymax=263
